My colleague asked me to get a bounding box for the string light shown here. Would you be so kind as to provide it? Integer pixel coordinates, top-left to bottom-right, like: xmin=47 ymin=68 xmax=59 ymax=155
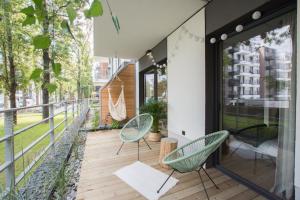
xmin=168 ymin=25 xmax=204 ymax=63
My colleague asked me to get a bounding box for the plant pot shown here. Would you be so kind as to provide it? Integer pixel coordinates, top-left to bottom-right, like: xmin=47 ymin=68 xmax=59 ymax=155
xmin=148 ymin=132 xmax=161 ymax=142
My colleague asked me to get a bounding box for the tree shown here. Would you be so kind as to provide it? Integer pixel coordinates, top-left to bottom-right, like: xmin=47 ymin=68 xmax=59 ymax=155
xmin=2 ymin=0 xmax=17 ymax=123
xmin=0 ymin=0 xmax=37 ymax=123
xmin=22 ymin=0 xmax=104 ymax=119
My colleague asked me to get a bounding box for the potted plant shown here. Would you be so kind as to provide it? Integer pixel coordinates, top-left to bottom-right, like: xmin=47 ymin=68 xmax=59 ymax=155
xmin=140 ymin=98 xmax=167 ymax=142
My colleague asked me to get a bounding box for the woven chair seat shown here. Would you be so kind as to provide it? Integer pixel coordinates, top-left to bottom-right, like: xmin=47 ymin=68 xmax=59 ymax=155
xmin=163 ymin=130 xmax=229 ymax=173
xmin=119 ymin=113 xmax=153 ymax=143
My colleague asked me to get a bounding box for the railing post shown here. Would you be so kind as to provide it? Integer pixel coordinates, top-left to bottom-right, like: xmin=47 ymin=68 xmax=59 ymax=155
xmin=4 ymin=110 xmax=15 ymax=190
xmin=49 ymin=104 xmax=55 ymax=147
xmin=64 ymin=102 xmax=68 ymax=129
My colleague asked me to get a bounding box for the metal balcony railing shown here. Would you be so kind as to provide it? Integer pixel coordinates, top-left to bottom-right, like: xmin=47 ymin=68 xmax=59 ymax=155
xmin=0 ymin=99 xmax=89 ymax=192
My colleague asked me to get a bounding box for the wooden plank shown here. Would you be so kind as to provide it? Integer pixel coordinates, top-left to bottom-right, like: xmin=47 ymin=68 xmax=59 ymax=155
xmin=76 ymin=130 xmax=265 ymax=200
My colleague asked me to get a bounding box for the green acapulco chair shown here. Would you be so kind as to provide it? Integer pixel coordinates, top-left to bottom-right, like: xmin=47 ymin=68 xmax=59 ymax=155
xmin=157 ymin=130 xmax=229 ymax=200
xmin=116 ymin=113 xmax=153 ymax=160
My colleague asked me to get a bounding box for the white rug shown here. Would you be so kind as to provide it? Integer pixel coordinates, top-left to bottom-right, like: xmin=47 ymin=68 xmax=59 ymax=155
xmin=114 ymin=161 xmax=178 ymax=200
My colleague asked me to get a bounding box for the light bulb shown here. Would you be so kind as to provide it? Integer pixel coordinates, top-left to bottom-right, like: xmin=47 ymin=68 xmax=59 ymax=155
xmin=235 ymin=25 xmax=243 ymax=32
xmin=210 ymin=37 xmax=216 ymax=44
xmin=252 ymin=11 xmax=261 ymax=20
xmin=221 ymin=34 xmax=228 ymax=41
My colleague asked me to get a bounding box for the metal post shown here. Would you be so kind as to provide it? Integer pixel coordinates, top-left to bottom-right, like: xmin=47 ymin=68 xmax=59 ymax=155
xmin=64 ymin=102 xmax=68 ymax=129
xmin=4 ymin=110 xmax=15 ymax=189
xmin=49 ymin=104 xmax=55 ymax=147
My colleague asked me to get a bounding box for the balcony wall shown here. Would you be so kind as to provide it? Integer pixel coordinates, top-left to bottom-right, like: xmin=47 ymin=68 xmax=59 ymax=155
xmin=167 ymin=9 xmax=205 ymax=145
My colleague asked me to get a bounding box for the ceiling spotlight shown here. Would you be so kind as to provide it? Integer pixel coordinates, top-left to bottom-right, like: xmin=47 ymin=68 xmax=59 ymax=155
xmin=235 ymin=25 xmax=243 ymax=32
xmin=163 ymin=64 xmax=166 ymax=67
xmin=146 ymin=49 xmax=152 ymax=56
xmin=210 ymin=37 xmax=216 ymax=44
xmin=221 ymin=34 xmax=228 ymax=41
xmin=252 ymin=11 xmax=261 ymax=20
xmin=152 ymin=59 xmax=155 ymax=63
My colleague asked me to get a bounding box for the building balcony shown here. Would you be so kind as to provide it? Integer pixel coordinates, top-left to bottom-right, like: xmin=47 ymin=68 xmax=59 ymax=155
xmin=228 ymin=79 xmax=241 ymax=86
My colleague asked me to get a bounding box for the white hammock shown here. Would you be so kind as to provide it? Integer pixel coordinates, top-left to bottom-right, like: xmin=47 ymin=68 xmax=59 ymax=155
xmin=108 ymin=85 xmax=127 ymax=121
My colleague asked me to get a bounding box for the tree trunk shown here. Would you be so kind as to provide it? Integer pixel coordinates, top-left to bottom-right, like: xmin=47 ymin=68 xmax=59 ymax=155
xmin=35 ymin=83 xmax=40 ymax=105
xmin=22 ymin=89 xmax=27 ymax=107
xmin=4 ymin=0 xmax=17 ymax=124
xmin=77 ymin=48 xmax=81 ymax=100
xmin=4 ymin=93 xmax=9 ymax=109
xmin=59 ymin=83 xmax=62 ymax=102
xmin=41 ymin=0 xmax=50 ymax=119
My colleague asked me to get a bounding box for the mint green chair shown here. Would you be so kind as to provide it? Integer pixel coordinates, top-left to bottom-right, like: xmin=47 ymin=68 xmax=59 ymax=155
xmin=157 ymin=130 xmax=229 ymax=199
xmin=116 ymin=113 xmax=153 ymax=160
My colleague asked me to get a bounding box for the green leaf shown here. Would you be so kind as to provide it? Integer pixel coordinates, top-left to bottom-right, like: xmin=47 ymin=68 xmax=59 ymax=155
xmin=33 ymin=0 xmax=45 ymax=22
xmin=21 ymin=6 xmax=35 ymax=15
xmin=52 ymin=63 xmax=62 ymax=76
xmin=84 ymin=9 xmax=91 ymax=18
xmin=23 ymin=15 xmax=36 ymax=26
xmin=67 ymin=5 xmax=77 ymax=24
xmin=46 ymin=83 xmax=57 ymax=93
xmin=90 ymin=0 xmax=103 ymax=16
xmin=30 ymin=68 xmax=43 ymax=81
xmin=112 ymin=15 xmax=120 ymax=33
xmin=84 ymin=0 xmax=103 ymax=18
xmin=33 ymin=35 xmax=51 ymax=49
xmin=61 ymin=20 xmax=68 ymax=31
xmin=61 ymin=20 xmax=76 ymax=40
xmin=33 ymin=0 xmax=43 ymax=8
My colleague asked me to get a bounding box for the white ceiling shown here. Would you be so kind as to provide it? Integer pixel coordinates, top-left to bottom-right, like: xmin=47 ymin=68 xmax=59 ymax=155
xmin=93 ymin=0 xmax=207 ymax=60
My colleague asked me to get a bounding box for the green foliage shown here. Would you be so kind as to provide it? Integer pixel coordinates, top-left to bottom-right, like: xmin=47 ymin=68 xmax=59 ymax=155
xmin=52 ymin=63 xmax=62 ymax=77
xmin=112 ymin=15 xmax=120 ymax=33
xmin=140 ymin=99 xmax=167 ymax=133
xmin=22 ymin=15 xmax=36 ymax=26
xmin=45 ymin=83 xmax=57 ymax=93
xmin=92 ymin=111 xmax=100 ymax=129
xmin=84 ymin=0 xmax=103 ymax=18
xmin=66 ymin=5 xmax=77 ymax=24
xmin=30 ymin=68 xmax=43 ymax=81
xmin=33 ymin=35 xmax=51 ymax=49
xmin=111 ymin=119 xmax=120 ymax=129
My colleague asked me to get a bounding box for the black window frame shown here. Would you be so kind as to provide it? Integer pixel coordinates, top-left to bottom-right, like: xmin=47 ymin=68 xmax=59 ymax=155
xmin=205 ymin=1 xmax=297 ymax=199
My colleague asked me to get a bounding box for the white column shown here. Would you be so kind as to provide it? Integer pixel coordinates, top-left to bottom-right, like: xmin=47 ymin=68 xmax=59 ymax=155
xmin=295 ymin=1 xmax=300 ymax=198
xmin=135 ymin=61 xmax=140 ymax=115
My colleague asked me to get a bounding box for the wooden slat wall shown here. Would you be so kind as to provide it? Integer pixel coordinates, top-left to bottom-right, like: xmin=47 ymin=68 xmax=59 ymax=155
xmin=100 ymin=64 xmax=136 ymax=124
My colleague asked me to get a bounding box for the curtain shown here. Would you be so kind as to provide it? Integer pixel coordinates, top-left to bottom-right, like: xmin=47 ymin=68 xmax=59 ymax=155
xmin=273 ymin=12 xmax=296 ymax=200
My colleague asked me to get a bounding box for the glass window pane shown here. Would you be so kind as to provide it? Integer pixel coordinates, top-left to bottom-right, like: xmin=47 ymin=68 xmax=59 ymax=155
xmin=220 ymin=12 xmax=296 ymax=200
xmin=144 ymin=73 xmax=155 ymax=102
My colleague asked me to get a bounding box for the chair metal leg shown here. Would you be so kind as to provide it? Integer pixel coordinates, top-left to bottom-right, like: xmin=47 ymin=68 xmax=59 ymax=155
xmin=143 ymin=137 xmax=152 ymax=150
xmin=157 ymin=169 xmax=175 ymax=193
xmin=138 ymin=140 xmax=140 ymax=160
xmin=116 ymin=142 xmax=124 ymax=155
xmin=197 ymin=171 xmax=210 ymax=200
xmin=201 ymin=167 xmax=220 ymax=190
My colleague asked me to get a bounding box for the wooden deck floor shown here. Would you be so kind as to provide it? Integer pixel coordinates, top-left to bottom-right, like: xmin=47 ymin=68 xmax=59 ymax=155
xmin=77 ymin=130 xmax=266 ymax=200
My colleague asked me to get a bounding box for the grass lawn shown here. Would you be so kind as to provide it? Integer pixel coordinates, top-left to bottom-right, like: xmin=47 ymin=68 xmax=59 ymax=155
xmin=0 ymin=111 xmax=74 ymax=188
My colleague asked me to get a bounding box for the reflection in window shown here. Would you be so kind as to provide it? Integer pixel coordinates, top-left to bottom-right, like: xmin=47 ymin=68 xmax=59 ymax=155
xmin=157 ymin=71 xmax=167 ymax=102
xmin=144 ymin=73 xmax=155 ymax=102
xmin=220 ymin=12 xmax=296 ymax=199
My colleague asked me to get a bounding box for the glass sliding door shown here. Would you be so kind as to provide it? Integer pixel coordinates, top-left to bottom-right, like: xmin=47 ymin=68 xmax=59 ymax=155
xmin=157 ymin=72 xmax=167 ymax=102
xmin=219 ymin=12 xmax=296 ymax=199
xmin=144 ymin=71 xmax=155 ymax=102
